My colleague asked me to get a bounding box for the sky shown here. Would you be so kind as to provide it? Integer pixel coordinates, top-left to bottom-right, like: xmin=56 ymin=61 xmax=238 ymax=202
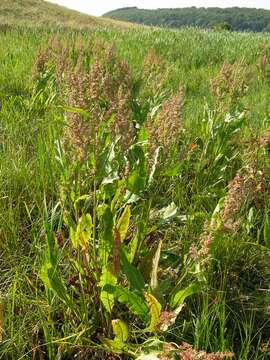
xmin=47 ymin=1 xmax=270 ymax=16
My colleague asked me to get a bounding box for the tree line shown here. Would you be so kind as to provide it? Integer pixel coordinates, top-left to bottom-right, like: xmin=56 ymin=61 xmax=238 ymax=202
xmin=104 ymin=7 xmax=270 ymax=32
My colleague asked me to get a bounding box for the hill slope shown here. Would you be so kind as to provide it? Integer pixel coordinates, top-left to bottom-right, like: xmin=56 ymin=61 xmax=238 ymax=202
xmin=104 ymin=6 xmax=270 ymax=32
xmin=0 ymin=0 xmax=131 ymax=28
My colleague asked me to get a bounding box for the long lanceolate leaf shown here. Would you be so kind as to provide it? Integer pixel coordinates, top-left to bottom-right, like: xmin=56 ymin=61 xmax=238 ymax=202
xmin=41 ymin=202 xmax=74 ymax=311
xmin=98 ymin=204 xmax=114 ymax=264
xmin=100 ymin=266 xmax=117 ymax=313
xmin=170 ymin=282 xmax=201 ymax=309
xmin=127 ymin=145 xmax=147 ymax=195
xmin=120 ymin=248 xmax=145 ymax=292
xmin=43 ymin=200 xmax=61 ymax=266
xmin=150 ymin=240 xmax=162 ymax=290
xmin=40 ymin=260 xmax=73 ymax=310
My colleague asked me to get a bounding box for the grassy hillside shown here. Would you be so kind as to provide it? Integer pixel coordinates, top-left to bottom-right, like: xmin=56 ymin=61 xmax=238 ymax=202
xmin=0 ymin=0 xmax=131 ymax=28
xmin=1 ymin=5 xmax=270 ymax=360
xmin=104 ymin=6 xmax=270 ymax=32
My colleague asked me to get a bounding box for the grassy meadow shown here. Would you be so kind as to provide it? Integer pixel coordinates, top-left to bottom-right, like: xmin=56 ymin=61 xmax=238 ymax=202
xmin=1 ymin=23 xmax=270 ymax=359
xmin=0 ymin=0 xmax=132 ymax=29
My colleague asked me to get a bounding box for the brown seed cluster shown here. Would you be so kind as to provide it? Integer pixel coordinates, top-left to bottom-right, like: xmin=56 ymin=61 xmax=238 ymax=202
xmin=258 ymin=54 xmax=268 ymax=72
xmin=147 ymin=86 xmax=185 ymax=155
xmin=34 ymin=38 xmax=136 ymax=161
xmin=221 ymin=168 xmax=263 ymax=232
xmin=210 ymin=60 xmax=249 ymax=108
xmin=156 ymin=311 xmax=177 ymax=332
xmin=143 ymin=48 xmax=170 ymax=95
xmin=258 ymin=127 xmax=270 ymax=147
xmin=178 ymin=342 xmax=234 ymax=360
xmin=159 ymin=342 xmax=234 ymax=360
xmin=33 ymin=48 xmax=52 ymax=77
xmin=189 ymin=221 xmax=213 ymax=266
xmin=257 ymin=43 xmax=270 ymax=72
xmin=144 ymin=48 xmax=165 ymax=73
xmin=61 ymin=42 xmax=135 ymax=160
xmin=33 ymin=36 xmax=62 ymax=78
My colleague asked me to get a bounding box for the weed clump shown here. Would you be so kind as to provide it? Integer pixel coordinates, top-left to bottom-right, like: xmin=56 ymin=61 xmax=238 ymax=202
xmin=147 ymin=85 xmax=185 ymax=156
xmin=221 ymin=167 xmax=263 ymax=232
xmin=61 ymin=43 xmax=135 ymax=160
xmin=3 ymin=26 xmax=270 ymax=360
xmin=210 ymin=59 xmax=250 ymax=109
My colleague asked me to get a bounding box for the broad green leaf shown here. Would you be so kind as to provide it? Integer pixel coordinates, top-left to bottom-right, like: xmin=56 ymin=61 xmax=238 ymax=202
xmin=170 ymin=282 xmax=200 ymax=308
xmin=112 ymin=319 xmax=129 ymax=343
xmin=127 ymin=145 xmax=147 ymax=194
xmin=120 ymin=248 xmax=145 ymax=292
xmin=101 ymin=337 xmax=125 ymax=354
xmin=144 ymin=293 xmax=162 ymax=332
xmin=128 ymin=170 xmax=147 ymax=195
xmin=100 ymin=266 xmax=117 ymax=313
xmin=40 ymin=261 xmax=72 ymax=309
xmin=104 ymin=285 xmax=149 ymax=322
xmin=98 ymin=205 xmax=114 ymax=263
xmin=117 ymin=206 xmax=131 ymax=242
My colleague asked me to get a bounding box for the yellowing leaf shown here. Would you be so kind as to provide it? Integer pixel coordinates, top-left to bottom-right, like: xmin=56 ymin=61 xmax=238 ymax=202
xmin=71 ymin=214 xmax=92 ymax=250
xmin=117 ymin=206 xmax=131 ymax=242
xmin=144 ymin=292 xmax=162 ymax=332
xmin=112 ymin=319 xmax=129 ymax=343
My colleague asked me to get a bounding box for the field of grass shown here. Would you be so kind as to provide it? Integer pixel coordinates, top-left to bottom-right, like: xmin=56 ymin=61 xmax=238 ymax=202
xmin=1 ymin=22 xmax=270 ymax=360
